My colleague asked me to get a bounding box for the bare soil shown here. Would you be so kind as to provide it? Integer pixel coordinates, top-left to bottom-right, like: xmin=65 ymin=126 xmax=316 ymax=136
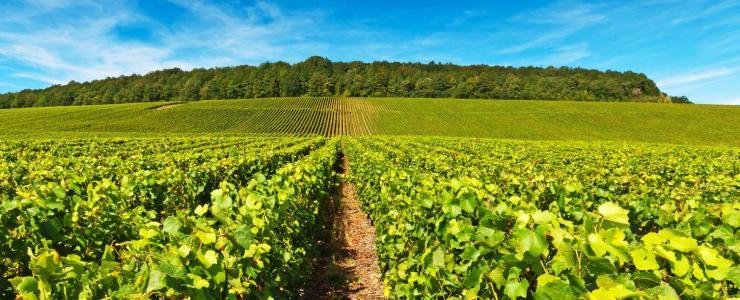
xmin=148 ymin=102 xmax=185 ymax=110
xmin=303 ymin=155 xmax=384 ymax=299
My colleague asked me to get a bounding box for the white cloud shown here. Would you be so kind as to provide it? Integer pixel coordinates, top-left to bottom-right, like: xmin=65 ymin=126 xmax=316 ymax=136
xmin=0 ymin=0 xmax=738 ymax=106
xmin=0 ymin=82 xmax=20 ymax=88
xmin=498 ymin=27 xmax=580 ymax=54
xmin=159 ymin=0 xmax=323 ymax=62
xmin=11 ymin=72 xmax=66 ymax=85
xmin=657 ymin=68 xmax=735 ymax=87
xmin=0 ymin=44 xmax=68 ymax=70
xmin=451 ymin=9 xmax=487 ymax=25
xmin=0 ymin=0 xmax=324 ymax=87
xmin=707 ymin=32 xmax=740 ymax=55
xmin=671 ymin=0 xmax=740 ymax=25
xmin=511 ymin=1 xmax=606 ymax=25
xmin=722 ymin=97 xmax=740 ymax=105
xmin=498 ymin=2 xmax=605 ymax=54
xmin=540 ymin=43 xmax=590 ymax=66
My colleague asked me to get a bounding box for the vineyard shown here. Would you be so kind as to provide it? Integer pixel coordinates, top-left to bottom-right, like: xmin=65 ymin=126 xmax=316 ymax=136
xmin=0 ymin=135 xmax=737 ymax=298
xmin=0 ymin=137 xmax=342 ymax=298
xmin=345 ymin=137 xmax=739 ymax=299
xmin=1 ymin=97 xmax=738 ymax=146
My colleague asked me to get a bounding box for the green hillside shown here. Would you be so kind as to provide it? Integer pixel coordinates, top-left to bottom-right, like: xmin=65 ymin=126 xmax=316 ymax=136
xmin=1 ymin=97 xmax=737 ymax=145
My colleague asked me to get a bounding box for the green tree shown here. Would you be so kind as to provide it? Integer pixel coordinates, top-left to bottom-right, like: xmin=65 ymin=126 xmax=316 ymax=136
xmin=307 ymin=73 xmax=333 ymax=96
xmin=0 ymin=56 xmax=682 ymax=108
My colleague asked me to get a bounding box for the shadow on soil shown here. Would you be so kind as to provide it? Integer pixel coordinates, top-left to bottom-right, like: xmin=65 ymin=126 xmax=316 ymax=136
xmin=301 ymin=153 xmax=379 ymax=299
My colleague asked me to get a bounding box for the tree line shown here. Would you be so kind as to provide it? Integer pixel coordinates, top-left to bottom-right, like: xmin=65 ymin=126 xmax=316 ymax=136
xmin=0 ymin=56 xmax=690 ymax=108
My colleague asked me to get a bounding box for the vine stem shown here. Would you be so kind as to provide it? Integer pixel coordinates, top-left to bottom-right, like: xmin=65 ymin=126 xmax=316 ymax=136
xmin=539 ymin=259 xmax=548 ymax=274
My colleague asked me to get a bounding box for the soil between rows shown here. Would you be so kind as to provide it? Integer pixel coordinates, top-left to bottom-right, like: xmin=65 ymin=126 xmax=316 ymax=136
xmin=303 ymin=154 xmax=383 ymax=299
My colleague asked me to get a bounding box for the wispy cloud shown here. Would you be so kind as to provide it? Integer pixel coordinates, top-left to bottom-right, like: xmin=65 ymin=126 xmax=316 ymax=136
xmin=671 ymin=0 xmax=740 ymax=25
xmin=0 ymin=82 xmax=19 ymax=88
xmin=657 ymin=68 xmax=735 ymax=87
xmin=707 ymin=32 xmax=740 ymax=55
xmin=451 ymin=9 xmax=487 ymax=25
xmin=1 ymin=0 xmax=739 ymax=104
xmin=159 ymin=0 xmax=326 ymax=62
xmin=532 ymin=43 xmax=591 ymax=66
xmin=655 ymin=66 xmax=740 ymax=104
xmin=11 ymin=72 xmax=66 ymax=85
xmin=0 ymin=0 xmax=323 ymax=86
xmin=498 ymin=1 xmax=605 ymax=54
xmin=498 ymin=27 xmax=579 ymax=55
xmin=514 ymin=2 xmax=606 ymax=25
xmin=722 ymin=97 xmax=740 ymax=105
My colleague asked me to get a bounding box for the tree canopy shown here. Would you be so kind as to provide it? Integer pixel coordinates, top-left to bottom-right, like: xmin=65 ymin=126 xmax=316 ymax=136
xmin=0 ymin=56 xmax=688 ymax=108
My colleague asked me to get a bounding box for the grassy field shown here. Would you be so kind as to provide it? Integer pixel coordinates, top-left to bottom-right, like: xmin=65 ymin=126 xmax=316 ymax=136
xmin=0 ymin=97 xmax=737 ymax=145
xmin=1 ymin=98 xmax=738 ymax=298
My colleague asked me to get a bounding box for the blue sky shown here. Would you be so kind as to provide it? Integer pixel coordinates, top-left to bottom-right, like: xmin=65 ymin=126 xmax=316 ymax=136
xmin=0 ymin=0 xmax=739 ymax=104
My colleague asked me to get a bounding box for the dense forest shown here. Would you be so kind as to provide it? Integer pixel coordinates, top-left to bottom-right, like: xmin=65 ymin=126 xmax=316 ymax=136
xmin=0 ymin=56 xmax=689 ymax=108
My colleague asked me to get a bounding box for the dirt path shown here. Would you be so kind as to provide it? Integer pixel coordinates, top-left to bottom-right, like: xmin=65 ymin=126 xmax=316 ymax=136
xmin=303 ymin=155 xmax=384 ymax=299
xmin=148 ymin=102 xmax=185 ymax=110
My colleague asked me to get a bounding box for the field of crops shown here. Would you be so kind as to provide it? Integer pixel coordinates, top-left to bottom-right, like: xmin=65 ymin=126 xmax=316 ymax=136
xmin=345 ymin=137 xmax=739 ymax=299
xmin=0 ymin=137 xmax=340 ymax=298
xmin=1 ymin=135 xmax=737 ymax=298
xmin=1 ymin=97 xmax=738 ymax=146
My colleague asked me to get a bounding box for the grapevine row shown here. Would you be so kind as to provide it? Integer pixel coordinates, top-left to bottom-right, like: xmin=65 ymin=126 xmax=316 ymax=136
xmin=345 ymin=137 xmax=738 ymax=299
xmin=0 ymin=137 xmax=333 ymax=297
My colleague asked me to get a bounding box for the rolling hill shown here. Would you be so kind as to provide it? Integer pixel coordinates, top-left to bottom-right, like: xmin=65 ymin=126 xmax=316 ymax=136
xmin=1 ymin=97 xmax=737 ymax=145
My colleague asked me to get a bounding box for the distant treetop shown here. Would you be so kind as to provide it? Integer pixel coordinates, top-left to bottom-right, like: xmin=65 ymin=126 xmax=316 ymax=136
xmin=0 ymin=56 xmax=690 ymax=108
